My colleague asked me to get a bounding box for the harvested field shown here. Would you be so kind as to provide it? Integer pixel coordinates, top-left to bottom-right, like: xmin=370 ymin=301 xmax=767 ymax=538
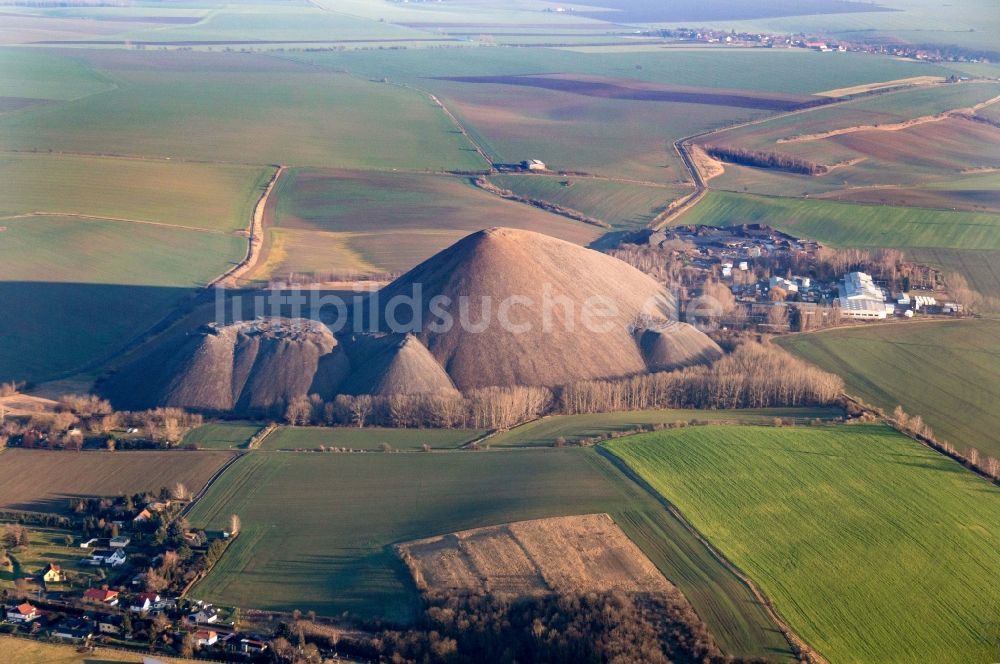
xmin=436 ymin=74 xmax=822 ymax=111
xmin=778 ymin=320 xmax=1000 ymax=458
xmin=815 ymin=75 xmax=946 ymax=98
xmin=606 ymin=424 xmax=1000 ymax=664
xmin=0 ymin=635 xmax=202 ymax=664
xmin=0 ymin=448 xmax=235 ymax=514
xmin=399 ymin=514 xmax=672 ymax=596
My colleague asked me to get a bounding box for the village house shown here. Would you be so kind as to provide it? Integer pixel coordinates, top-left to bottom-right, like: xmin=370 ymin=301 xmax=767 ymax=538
xmin=194 ymin=628 xmax=219 ymax=647
xmin=133 ymin=508 xmax=154 ymax=524
xmin=42 ymin=562 xmax=66 ymax=583
xmin=6 ymin=602 xmax=40 ymax=623
xmin=110 ymin=535 xmax=131 ymax=548
xmin=240 ymin=638 xmax=269 ymax=654
xmin=131 ymin=592 xmax=161 ymax=613
xmin=190 ymin=605 xmax=220 ymax=624
xmin=83 ymin=588 xmax=120 ymax=606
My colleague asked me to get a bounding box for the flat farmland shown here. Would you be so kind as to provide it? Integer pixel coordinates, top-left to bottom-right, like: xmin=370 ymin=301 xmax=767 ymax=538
xmin=435 ymin=77 xmax=767 ymax=183
xmin=905 ymin=246 xmax=1000 ymax=308
xmin=301 ymin=47 xmax=949 ymax=96
xmin=0 ymin=49 xmax=487 ymax=172
xmin=488 ymin=174 xmax=688 ymax=230
xmin=0 ymin=635 xmax=202 ymax=664
xmin=0 ymin=153 xmax=271 ymax=231
xmin=703 ymin=82 xmax=1000 ymax=199
xmin=254 ymin=169 xmax=600 ymax=278
xmin=778 ymin=320 xmax=1000 ymax=458
xmin=606 ymin=425 xmax=1000 ymax=664
xmin=0 ymin=214 xmax=244 ymax=383
xmin=0 ymin=47 xmax=115 ymax=101
xmin=488 ymin=407 xmax=842 ymax=447
xmin=260 ymin=426 xmax=485 ymax=451
xmin=679 ymin=192 xmax=1000 ymax=251
xmin=0 ymin=449 xmax=235 ymax=514
xmin=182 ymin=422 xmax=264 ymax=450
xmin=187 ymin=449 xmax=794 ymax=660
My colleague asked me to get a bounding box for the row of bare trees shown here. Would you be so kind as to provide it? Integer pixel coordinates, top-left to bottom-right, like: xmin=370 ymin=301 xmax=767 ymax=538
xmin=559 ymin=343 xmax=843 ymax=414
xmin=285 ymin=385 xmax=553 ymax=430
xmin=284 ymin=343 xmax=841 ymax=430
xmin=892 ymin=405 xmax=1000 ymax=480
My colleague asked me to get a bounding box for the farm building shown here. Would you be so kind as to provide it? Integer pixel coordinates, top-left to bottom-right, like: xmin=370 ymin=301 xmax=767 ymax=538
xmin=839 ymin=272 xmax=889 ymax=319
xmin=521 ymin=159 xmax=547 ymax=171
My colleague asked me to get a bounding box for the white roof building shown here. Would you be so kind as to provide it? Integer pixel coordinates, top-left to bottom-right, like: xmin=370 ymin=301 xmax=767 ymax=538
xmin=839 ymin=271 xmax=888 ymax=319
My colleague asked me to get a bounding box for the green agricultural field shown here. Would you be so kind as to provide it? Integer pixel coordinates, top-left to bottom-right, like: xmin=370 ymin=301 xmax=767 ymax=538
xmin=0 ymin=49 xmax=487 ymax=172
xmin=260 ymin=426 xmax=485 ymax=451
xmin=0 ymin=214 xmax=243 ymax=383
xmin=488 ymin=175 xmax=688 ymax=230
xmin=606 ymin=424 xmax=1000 ymax=664
xmin=187 ymin=449 xmax=794 ymax=660
xmin=0 ymin=154 xmax=270 ymax=232
xmin=680 ymin=192 xmax=1000 ymax=250
xmin=488 ymin=407 xmax=842 ymax=447
xmin=300 ymin=46 xmax=951 ymax=97
xmin=778 ymin=320 xmax=1000 ymax=458
xmin=256 ymin=169 xmax=600 ymax=278
xmin=182 ymin=422 xmax=264 ymax=450
xmin=0 ymin=48 xmax=115 ymax=101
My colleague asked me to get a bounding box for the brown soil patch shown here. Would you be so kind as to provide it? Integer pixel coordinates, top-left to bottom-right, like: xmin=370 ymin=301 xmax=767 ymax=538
xmin=689 ymin=144 xmax=725 ymax=182
xmin=0 ymin=448 xmax=235 ymax=514
xmin=398 ymin=513 xmax=673 ymax=596
xmin=435 ymin=74 xmax=822 ymax=111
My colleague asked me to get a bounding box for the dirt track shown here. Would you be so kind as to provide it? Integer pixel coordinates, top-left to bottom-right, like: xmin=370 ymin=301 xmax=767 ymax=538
xmin=211 ymin=164 xmax=284 ymax=288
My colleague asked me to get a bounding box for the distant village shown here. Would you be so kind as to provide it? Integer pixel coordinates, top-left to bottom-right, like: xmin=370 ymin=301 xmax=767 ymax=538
xmin=612 ymin=224 xmax=963 ymax=331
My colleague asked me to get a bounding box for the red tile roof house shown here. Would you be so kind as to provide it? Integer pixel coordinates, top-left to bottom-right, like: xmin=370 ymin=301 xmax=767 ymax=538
xmin=5 ymin=602 xmax=40 ymax=622
xmin=194 ymin=629 xmax=219 ymax=647
xmin=83 ymin=588 xmax=119 ymax=606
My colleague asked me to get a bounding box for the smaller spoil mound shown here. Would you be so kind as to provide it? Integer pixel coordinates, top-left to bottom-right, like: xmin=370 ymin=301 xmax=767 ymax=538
xmin=637 ymin=322 xmax=724 ymax=372
xmin=102 ymin=318 xmax=348 ymax=415
xmin=340 ymin=333 xmax=459 ymax=397
xmin=398 ymin=513 xmax=673 ymax=597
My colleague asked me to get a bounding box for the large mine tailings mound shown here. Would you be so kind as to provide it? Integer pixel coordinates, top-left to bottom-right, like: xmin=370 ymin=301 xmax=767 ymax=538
xmin=103 ymin=229 xmax=722 ymax=412
xmin=102 ymin=318 xmax=348 ymax=415
xmin=376 ymin=227 xmax=721 ymax=390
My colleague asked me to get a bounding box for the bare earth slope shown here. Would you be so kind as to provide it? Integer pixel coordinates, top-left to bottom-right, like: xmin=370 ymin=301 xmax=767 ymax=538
xmin=377 ymin=227 xmax=721 ymax=390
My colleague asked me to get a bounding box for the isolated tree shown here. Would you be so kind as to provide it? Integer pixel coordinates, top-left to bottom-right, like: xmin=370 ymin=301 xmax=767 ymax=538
xmin=172 ymin=482 xmax=189 ymax=501
xmin=350 ymin=395 xmax=373 ymax=428
xmin=985 ymin=456 xmax=1000 ymax=479
xmin=967 ymin=447 xmax=981 ymax=469
xmin=229 ymin=514 xmax=241 ymax=536
xmin=181 ymin=632 xmax=195 ymax=657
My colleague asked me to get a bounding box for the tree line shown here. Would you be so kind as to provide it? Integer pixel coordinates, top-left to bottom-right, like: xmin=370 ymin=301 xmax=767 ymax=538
xmin=704 ymin=145 xmax=828 ymax=175
xmin=283 ymin=342 xmax=842 ymax=430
